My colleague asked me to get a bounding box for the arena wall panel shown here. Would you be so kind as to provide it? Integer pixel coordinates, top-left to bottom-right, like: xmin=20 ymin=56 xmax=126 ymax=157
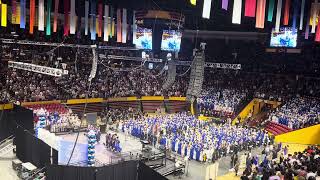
xmin=66 ymin=98 xmax=103 ymax=104
xmin=275 ymin=124 xmax=320 ymax=145
xmin=0 ymin=103 xmax=13 ymax=110
xmin=21 ymin=100 xmax=61 ymax=106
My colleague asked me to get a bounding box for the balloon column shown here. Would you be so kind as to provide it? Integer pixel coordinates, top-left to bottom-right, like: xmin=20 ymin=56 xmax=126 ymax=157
xmin=87 ymin=130 xmax=97 ymax=166
xmin=35 ymin=109 xmax=47 ymax=137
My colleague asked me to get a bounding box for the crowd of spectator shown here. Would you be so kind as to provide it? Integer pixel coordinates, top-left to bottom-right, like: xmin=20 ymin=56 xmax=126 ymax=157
xmin=268 ymin=97 xmax=320 ymax=130
xmin=197 ymin=88 xmax=247 ymax=117
xmin=240 ymin=145 xmax=320 ymax=180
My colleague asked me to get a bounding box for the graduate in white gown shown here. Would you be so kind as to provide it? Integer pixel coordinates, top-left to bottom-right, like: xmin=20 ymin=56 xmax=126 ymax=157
xmin=175 ymin=139 xmax=179 ymax=152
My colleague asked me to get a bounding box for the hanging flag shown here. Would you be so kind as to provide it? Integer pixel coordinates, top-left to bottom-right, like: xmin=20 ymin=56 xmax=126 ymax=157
xmin=291 ymin=0 xmax=299 ymax=30
xmin=12 ymin=0 xmax=17 ymax=18
xmin=311 ymin=1 xmax=319 ymax=33
xmin=222 ymin=0 xmax=228 ymax=10
xmin=202 ymin=0 xmax=212 ymax=19
xmin=46 ymin=0 xmax=52 ymax=35
xmin=190 ymin=0 xmax=196 ymax=5
xmin=299 ymin=0 xmax=305 ymax=30
xmin=70 ymin=0 xmax=76 ymax=34
xmin=98 ymin=2 xmax=103 ymax=37
xmin=116 ymin=9 xmax=122 ymax=42
xmin=53 ymin=0 xmax=59 ymax=32
xmin=122 ymin=9 xmax=127 ymax=43
xmin=85 ymin=1 xmax=89 ymax=35
xmin=20 ymin=0 xmax=26 ymax=28
xmin=275 ymin=0 xmax=282 ymax=32
xmin=267 ymin=0 xmax=275 ymax=22
xmin=29 ymin=0 xmax=35 ymax=33
xmin=111 ymin=7 xmax=115 ymax=37
xmin=104 ymin=5 xmax=109 ymax=41
xmin=12 ymin=2 xmax=21 ymax=24
xmin=245 ymin=0 xmax=257 ymax=17
xmin=305 ymin=10 xmax=311 ymax=39
xmin=38 ymin=0 xmax=44 ymax=31
xmin=1 ymin=3 xmax=7 ymax=27
xmin=64 ymin=0 xmax=70 ymax=36
xmin=232 ymin=0 xmax=242 ymax=24
xmin=12 ymin=0 xmax=17 ymax=22
xmin=256 ymin=0 xmax=266 ymax=28
xmin=315 ymin=19 xmax=320 ymax=41
xmin=90 ymin=0 xmax=96 ymax=40
xmin=283 ymin=0 xmax=290 ymax=25
xmin=132 ymin=11 xmax=137 ymax=44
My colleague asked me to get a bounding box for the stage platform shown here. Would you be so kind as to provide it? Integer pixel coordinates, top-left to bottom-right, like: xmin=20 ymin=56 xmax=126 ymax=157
xmin=57 ymin=130 xmax=160 ymax=166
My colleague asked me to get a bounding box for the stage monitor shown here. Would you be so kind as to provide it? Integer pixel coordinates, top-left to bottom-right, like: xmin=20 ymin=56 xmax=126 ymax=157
xmin=270 ymin=27 xmax=297 ymax=48
xmin=161 ymin=30 xmax=182 ymax=52
xmin=133 ymin=27 xmax=153 ymax=50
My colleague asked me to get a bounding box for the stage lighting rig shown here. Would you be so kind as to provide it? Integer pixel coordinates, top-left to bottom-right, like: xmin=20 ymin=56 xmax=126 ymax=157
xmin=8 ymin=61 xmax=68 ymax=77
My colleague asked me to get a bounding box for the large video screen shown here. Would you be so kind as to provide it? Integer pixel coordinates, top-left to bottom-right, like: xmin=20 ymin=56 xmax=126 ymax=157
xmin=161 ymin=30 xmax=182 ymax=51
xmin=133 ymin=27 xmax=153 ymax=50
xmin=270 ymin=27 xmax=297 ymax=48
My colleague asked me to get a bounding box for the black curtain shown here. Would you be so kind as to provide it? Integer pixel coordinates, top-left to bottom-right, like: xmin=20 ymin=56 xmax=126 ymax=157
xmin=52 ymin=148 xmax=59 ymax=165
xmin=0 ymin=110 xmax=15 ymax=142
xmin=47 ymin=161 xmax=138 ymax=180
xmin=96 ymin=161 xmax=137 ymax=180
xmin=15 ymin=125 xmax=51 ymax=168
xmin=13 ymin=105 xmax=34 ymax=133
xmin=15 ymin=126 xmax=27 ymax=162
xmin=138 ymin=162 xmax=168 ymax=180
xmin=46 ymin=165 xmax=96 ymax=180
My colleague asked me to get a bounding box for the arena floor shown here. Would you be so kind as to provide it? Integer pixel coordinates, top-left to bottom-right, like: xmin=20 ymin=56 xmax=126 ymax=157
xmin=58 ymin=131 xmax=266 ymax=180
xmin=0 ymin=132 xmax=309 ymax=180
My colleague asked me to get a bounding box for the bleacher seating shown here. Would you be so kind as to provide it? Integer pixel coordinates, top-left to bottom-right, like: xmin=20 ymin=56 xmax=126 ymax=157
xmin=25 ymin=103 xmax=68 ymax=114
xmin=265 ymin=121 xmax=292 ymax=135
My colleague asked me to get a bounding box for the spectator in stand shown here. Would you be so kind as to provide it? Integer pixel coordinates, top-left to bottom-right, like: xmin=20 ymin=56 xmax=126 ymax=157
xmin=268 ymin=97 xmax=320 ymax=130
xmin=241 ymin=146 xmax=320 ymax=180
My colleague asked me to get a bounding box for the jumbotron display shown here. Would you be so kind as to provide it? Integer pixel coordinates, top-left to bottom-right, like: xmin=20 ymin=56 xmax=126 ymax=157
xmin=161 ymin=30 xmax=182 ymax=52
xmin=270 ymin=27 xmax=298 ymax=48
xmin=133 ymin=27 xmax=153 ymax=50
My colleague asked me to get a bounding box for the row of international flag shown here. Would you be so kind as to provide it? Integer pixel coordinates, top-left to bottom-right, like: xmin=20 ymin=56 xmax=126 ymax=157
xmin=0 ymin=0 xmax=132 ymax=43
xmin=0 ymin=0 xmax=319 ymax=42
xmin=193 ymin=0 xmax=320 ymax=42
